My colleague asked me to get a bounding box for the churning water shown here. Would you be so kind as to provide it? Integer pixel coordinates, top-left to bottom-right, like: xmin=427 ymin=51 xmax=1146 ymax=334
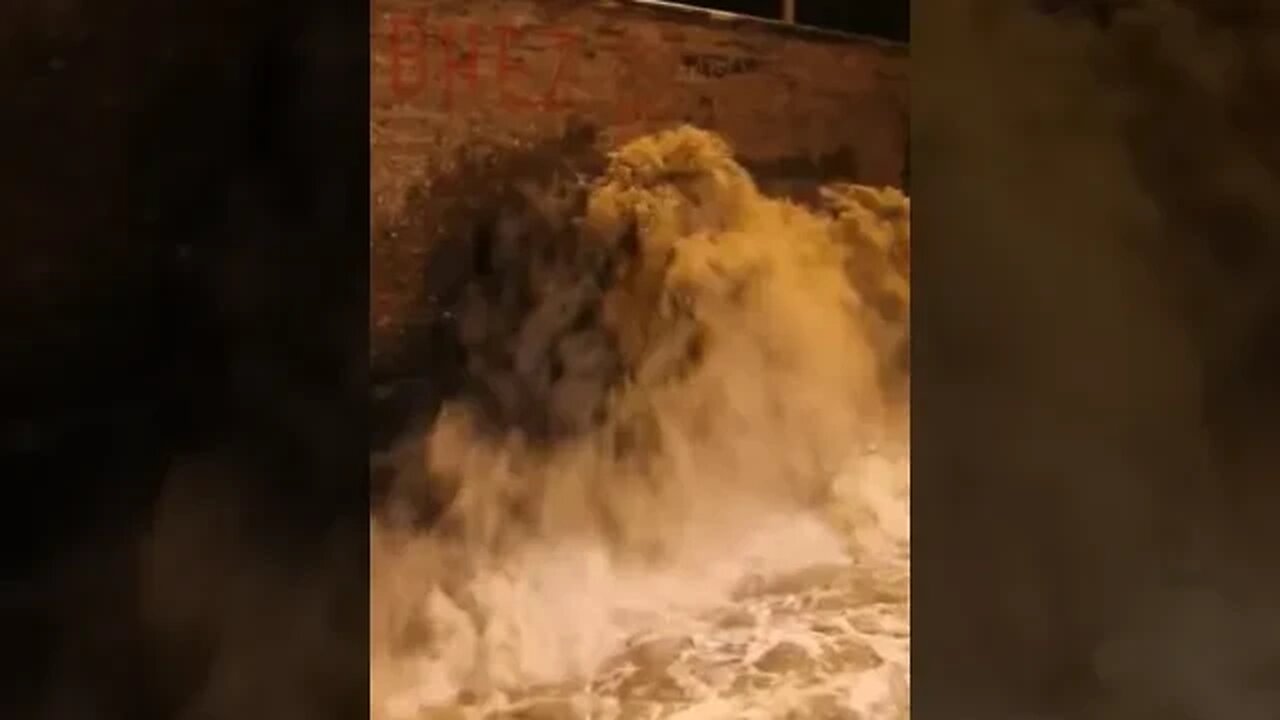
xmin=371 ymin=126 xmax=910 ymax=720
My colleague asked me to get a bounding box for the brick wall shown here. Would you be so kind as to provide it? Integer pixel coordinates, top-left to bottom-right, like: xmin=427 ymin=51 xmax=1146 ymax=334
xmin=370 ymin=0 xmax=908 ymax=378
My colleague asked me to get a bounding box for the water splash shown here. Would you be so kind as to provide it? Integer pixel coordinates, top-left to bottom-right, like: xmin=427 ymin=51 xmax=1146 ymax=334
xmin=371 ymin=126 xmax=910 ymax=719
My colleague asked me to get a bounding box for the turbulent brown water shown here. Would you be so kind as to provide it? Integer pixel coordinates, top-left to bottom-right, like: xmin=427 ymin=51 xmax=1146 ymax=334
xmin=370 ymin=127 xmax=910 ymax=720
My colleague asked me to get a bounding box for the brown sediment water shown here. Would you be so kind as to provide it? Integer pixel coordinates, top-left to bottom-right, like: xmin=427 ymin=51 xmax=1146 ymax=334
xmin=370 ymin=126 xmax=909 ymax=720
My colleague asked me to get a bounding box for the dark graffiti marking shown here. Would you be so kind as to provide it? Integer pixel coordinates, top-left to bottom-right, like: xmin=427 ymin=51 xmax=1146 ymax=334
xmin=678 ymin=52 xmax=761 ymax=81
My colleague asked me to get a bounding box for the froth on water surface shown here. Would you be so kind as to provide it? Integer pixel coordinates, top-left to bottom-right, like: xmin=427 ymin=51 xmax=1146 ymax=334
xmin=370 ymin=126 xmax=910 ymax=719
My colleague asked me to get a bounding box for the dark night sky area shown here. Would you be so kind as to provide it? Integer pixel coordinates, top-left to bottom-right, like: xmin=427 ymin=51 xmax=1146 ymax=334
xmin=672 ymin=0 xmax=910 ymax=41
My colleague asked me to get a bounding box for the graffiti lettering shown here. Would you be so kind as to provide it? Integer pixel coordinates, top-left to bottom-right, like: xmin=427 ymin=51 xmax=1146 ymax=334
xmin=493 ymin=25 xmax=539 ymax=110
xmin=437 ymin=24 xmax=482 ymax=110
xmin=387 ymin=14 xmax=427 ymax=98
xmin=382 ymin=13 xmax=592 ymax=112
xmin=379 ymin=14 xmax=767 ymax=117
xmin=542 ymin=28 xmax=581 ymax=111
xmin=679 ymin=53 xmax=760 ymax=81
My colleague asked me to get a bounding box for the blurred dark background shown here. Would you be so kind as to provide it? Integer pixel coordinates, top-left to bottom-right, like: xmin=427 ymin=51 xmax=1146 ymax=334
xmin=661 ymin=0 xmax=909 ymax=40
xmin=914 ymin=1 xmax=1280 ymax=717
xmin=1 ymin=1 xmax=368 ymax=718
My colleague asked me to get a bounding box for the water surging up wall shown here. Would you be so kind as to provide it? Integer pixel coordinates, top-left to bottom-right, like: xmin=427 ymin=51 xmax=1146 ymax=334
xmin=370 ymin=126 xmax=909 ymax=717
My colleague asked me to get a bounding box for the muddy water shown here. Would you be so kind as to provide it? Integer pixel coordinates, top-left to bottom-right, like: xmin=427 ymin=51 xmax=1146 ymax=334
xmin=378 ymin=454 xmax=908 ymax=720
xmin=371 ymin=127 xmax=909 ymax=720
